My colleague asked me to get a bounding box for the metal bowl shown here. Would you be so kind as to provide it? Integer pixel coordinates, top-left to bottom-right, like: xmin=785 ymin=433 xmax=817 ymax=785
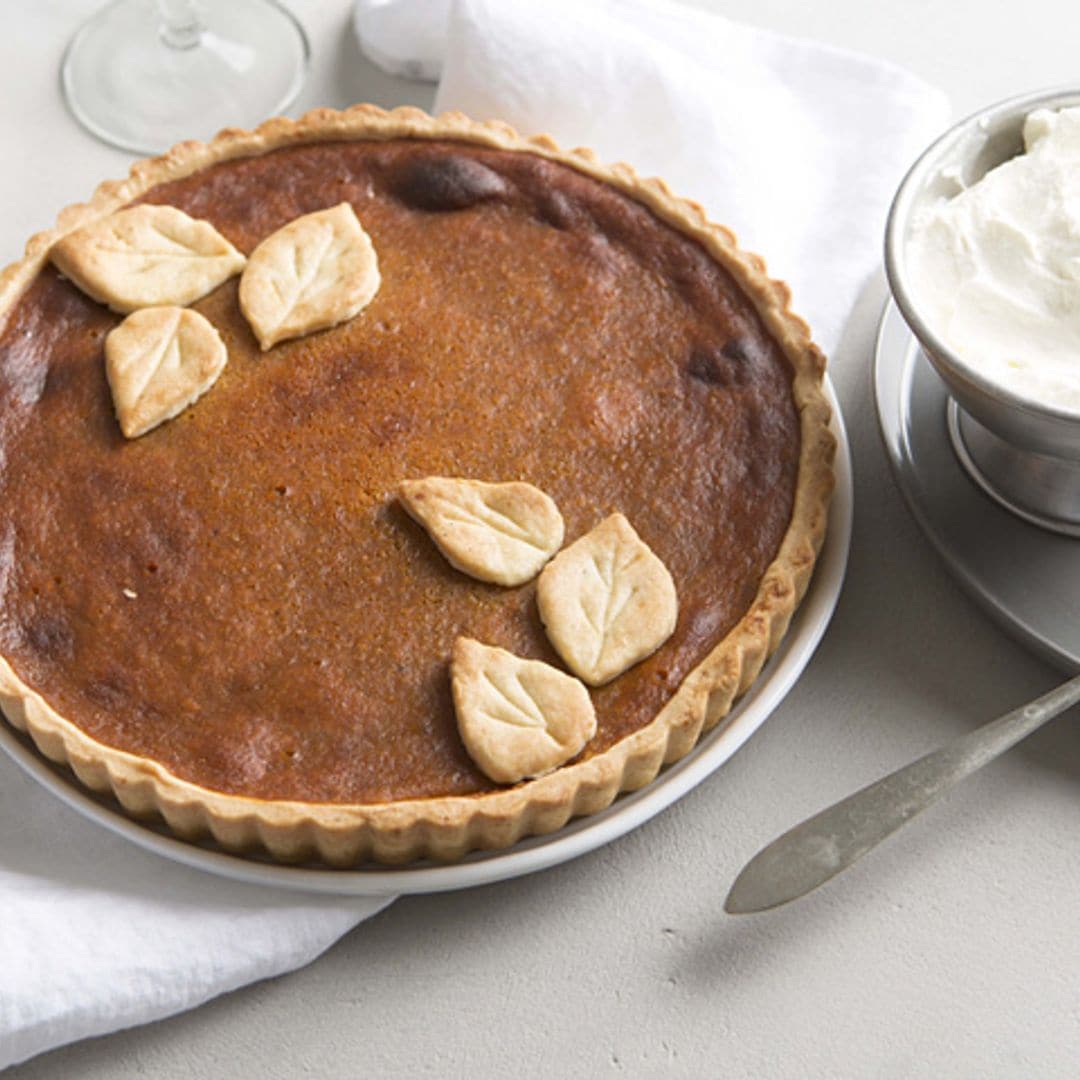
xmin=885 ymin=86 xmax=1080 ymax=536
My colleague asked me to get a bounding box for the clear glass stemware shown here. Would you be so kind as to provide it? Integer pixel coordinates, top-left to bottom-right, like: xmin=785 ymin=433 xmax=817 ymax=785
xmin=61 ymin=0 xmax=310 ymax=155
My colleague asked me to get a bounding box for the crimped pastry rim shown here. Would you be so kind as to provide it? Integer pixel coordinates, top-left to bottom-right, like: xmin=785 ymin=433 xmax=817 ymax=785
xmin=0 ymin=105 xmax=835 ymax=866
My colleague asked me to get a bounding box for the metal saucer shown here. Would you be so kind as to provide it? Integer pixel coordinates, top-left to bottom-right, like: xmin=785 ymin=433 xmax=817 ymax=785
xmin=874 ymin=300 xmax=1080 ymax=674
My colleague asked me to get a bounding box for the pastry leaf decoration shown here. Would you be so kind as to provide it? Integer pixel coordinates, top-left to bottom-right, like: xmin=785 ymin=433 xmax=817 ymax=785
xmin=50 ymin=204 xmax=245 ymax=313
xmin=105 ymin=306 xmax=227 ymax=438
xmin=450 ymin=638 xmax=596 ymax=784
xmin=238 ymin=202 xmax=381 ymax=350
xmin=399 ymin=477 xmax=564 ymax=586
xmin=536 ymin=513 xmax=678 ymax=686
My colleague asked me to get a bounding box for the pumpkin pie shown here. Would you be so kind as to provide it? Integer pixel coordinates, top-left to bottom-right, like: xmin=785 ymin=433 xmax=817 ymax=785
xmin=0 ymin=106 xmax=834 ymax=864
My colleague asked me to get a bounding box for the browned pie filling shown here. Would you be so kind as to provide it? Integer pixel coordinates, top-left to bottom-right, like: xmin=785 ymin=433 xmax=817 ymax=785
xmin=0 ymin=139 xmax=799 ymax=804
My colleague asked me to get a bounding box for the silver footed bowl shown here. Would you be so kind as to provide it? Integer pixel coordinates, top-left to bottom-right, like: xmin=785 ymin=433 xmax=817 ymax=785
xmin=885 ymin=86 xmax=1080 ymax=536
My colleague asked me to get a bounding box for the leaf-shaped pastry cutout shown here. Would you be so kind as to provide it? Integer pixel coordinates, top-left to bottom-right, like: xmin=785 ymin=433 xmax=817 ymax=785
xmin=451 ymin=638 xmax=597 ymax=784
xmin=399 ymin=477 xmax=564 ymax=586
xmin=50 ymin=204 xmax=245 ymax=314
xmin=537 ymin=513 xmax=678 ymax=686
xmin=238 ymin=202 xmax=381 ymax=350
xmin=105 ymin=306 xmax=227 ymax=438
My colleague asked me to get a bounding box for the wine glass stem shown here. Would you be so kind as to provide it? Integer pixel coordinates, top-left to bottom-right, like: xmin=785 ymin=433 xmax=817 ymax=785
xmin=157 ymin=0 xmax=204 ymax=50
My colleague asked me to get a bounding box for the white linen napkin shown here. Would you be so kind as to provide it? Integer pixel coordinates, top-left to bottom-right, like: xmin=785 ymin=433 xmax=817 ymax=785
xmin=2 ymin=0 xmax=948 ymax=1068
xmin=0 ymin=757 xmax=392 ymax=1069
xmin=434 ymin=0 xmax=949 ymax=356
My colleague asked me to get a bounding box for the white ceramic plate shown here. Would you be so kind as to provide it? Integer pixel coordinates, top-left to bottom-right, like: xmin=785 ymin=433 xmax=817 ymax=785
xmin=0 ymin=382 xmax=850 ymax=896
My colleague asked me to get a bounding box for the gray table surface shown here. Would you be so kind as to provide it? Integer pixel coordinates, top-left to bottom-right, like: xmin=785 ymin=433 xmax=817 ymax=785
xmin=4 ymin=1 xmax=1079 ymax=1076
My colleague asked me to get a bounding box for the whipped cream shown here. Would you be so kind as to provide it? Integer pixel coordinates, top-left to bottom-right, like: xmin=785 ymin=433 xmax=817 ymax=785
xmin=908 ymin=106 xmax=1080 ymax=413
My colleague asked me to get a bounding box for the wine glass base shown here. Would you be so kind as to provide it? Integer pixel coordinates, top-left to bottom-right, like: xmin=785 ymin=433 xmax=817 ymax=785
xmin=61 ymin=0 xmax=310 ymax=156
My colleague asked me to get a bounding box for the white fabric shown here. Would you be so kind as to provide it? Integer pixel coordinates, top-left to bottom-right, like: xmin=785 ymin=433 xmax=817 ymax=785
xmin=354 ymin=0 xmax=450 ymax=81
xmin=1 ymin=0 xmax=948 ymax=1069
xmin=436 ymin=0 xmax=949 ymax=356
xmin=0 ymin=756 xmax=392 ymax=1069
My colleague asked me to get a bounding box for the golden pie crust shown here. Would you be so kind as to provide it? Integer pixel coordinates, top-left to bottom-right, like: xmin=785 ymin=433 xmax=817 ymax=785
xmin=0 ymin=106 xmax=834 ymax=865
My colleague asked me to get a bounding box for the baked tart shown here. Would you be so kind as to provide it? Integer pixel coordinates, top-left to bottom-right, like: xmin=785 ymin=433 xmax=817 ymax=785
xmin=0 ymin=106 xmax=834 ymax=864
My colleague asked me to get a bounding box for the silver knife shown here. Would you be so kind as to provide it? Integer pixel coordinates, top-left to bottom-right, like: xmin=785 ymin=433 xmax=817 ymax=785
xmin=725 ymin=671 xmax=1080 ymax=914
